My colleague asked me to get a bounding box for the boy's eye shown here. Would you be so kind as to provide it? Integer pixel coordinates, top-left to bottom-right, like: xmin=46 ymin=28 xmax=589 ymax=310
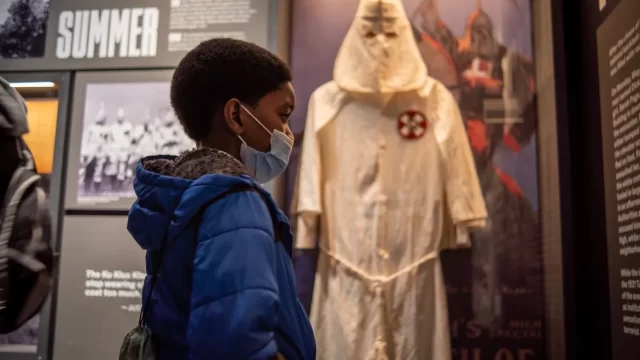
xmin=281 ymin=113 xmax=291 ymax=123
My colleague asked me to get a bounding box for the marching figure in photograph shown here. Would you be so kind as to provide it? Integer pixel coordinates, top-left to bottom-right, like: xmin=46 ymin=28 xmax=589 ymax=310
xmin=130 ymin=121 xmax=156 ymax=177
xmin=156 ymin=109 xmax=183 ymax=154
xmin=80 ymin=107 xmax=110 ymax=193
xmin=109 ymin=108 xmax=134 ymax=191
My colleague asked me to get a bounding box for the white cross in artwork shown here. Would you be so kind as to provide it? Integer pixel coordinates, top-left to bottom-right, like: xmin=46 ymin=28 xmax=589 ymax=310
xmin=463 ymin=57 xmax=493 ymax=79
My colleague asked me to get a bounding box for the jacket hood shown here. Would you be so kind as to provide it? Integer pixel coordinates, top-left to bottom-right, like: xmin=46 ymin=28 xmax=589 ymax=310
xmin=333 ymin=0 xmax=427 ymax=94
xmin=0 ymin=76 xmax=28 ymax=137
xmin=128 ymin=148 xmax=277 ymax=251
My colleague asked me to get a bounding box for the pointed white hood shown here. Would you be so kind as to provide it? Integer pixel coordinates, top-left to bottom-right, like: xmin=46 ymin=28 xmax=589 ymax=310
xmin=334 ymin=0 xmax=428 ymax=94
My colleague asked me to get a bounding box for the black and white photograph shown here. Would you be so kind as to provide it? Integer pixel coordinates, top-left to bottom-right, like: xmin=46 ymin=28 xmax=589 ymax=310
xmin=77 ymin=81 xmax=194 ymax=204
xmin=0 ymin=0 xmax=50 ymax=59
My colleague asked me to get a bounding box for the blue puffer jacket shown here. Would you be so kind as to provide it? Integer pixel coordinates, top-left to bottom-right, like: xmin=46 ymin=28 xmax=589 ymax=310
xmin=127 ymin=149 xmax=316 ymax=360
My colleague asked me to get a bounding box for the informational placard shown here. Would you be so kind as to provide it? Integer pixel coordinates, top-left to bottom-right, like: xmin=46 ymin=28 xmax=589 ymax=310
xmin=0 ymin=0 xmax=276 ymax=71
xmin=53 ymin=215 xmax=145 ymax=360
xmin=65 ymin=69 xmax=195 ymax=210
xmin=597 ymin=0 xmax=640 ymax=357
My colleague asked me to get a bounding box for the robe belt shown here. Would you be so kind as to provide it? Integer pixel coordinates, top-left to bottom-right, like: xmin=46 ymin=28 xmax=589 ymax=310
xmin=319 ymin=247 xmax=439 ymax=360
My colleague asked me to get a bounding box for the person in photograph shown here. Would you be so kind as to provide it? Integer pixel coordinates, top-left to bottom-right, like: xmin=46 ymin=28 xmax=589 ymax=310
xmin=127 ymin=38 xmax=315 ymax=360
xmin=130 ymin=120 xmax=157 ymax=178
xmin=156 ymin=109 xmax=184 ymax=155
xmin=80 ymin=107 xmax=110 ymax=194
xmin=109 ymin=108 xmax=133 ymax=191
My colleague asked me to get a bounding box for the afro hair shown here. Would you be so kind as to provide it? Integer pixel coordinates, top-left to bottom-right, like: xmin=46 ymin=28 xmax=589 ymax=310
xmin=170 ymin=38 xmax=292 ymax=141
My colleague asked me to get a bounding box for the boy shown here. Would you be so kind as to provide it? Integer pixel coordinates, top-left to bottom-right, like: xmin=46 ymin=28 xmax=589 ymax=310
xmin=127 ymin=38 xmax=315 ymax=360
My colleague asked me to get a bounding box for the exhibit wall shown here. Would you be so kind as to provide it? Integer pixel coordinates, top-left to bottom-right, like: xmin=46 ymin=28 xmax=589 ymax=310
xmin=0 ymin=0 xmax=276 ymax=70
xmin=0 ymin=1 xmax=291 ymax=359
xmin=287 ymin=0 xmax=544 ymax=358
xmin=547 ymin=0 xmax=640 ymax=358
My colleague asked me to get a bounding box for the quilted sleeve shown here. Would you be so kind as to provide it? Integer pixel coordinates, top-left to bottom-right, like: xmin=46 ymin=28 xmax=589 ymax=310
xmin=187 ymin=192 xmax=280 ymax=360
xmin=293 ymin=91 xmax=323 ymax=250
xmin=432 ymin=84 xmax=488 ymax=247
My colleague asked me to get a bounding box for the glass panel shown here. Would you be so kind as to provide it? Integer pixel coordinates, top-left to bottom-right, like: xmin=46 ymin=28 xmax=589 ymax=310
xmin=288 ymin=0 xmax=559 ymax=358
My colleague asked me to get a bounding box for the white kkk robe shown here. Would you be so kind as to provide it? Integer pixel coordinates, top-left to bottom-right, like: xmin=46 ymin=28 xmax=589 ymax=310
xmin=293 ymin=1 xmax=487 ymax=359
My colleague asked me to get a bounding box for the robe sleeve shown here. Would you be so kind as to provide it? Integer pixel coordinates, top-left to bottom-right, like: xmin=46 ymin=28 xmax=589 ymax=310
xmin=293 ymin=92 xmax=323 ymax=250
xmin=432 ymin=84 xmax=488 ymax=247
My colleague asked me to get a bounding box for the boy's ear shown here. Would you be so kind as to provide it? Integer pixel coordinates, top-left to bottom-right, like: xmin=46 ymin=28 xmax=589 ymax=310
xmin=222 ymin=98 xmax=244 ymax=135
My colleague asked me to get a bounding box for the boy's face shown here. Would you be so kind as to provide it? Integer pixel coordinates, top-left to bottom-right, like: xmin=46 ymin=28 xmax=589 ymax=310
xmin=226 ymin=82 xmax=295 ymax=153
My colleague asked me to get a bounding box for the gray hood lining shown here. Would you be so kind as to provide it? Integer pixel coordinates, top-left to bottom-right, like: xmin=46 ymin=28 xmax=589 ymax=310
xmin=142 ymin=148 xmax=250 ymax=180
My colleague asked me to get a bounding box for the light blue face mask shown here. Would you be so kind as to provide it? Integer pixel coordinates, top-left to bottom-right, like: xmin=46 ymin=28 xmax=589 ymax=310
xmin=238 ymin=104 xmax=293 ymax=184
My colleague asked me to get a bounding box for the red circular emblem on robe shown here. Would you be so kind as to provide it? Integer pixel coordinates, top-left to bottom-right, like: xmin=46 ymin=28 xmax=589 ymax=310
xmin=397 ymin=110 xmax=428 ymax=140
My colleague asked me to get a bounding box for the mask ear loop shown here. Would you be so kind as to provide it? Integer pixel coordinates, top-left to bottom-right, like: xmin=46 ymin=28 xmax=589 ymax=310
xmin=240 ymin=104 xmax=272 ymax=135
xmin=235 ymin=102 xmax=248 ymax=145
